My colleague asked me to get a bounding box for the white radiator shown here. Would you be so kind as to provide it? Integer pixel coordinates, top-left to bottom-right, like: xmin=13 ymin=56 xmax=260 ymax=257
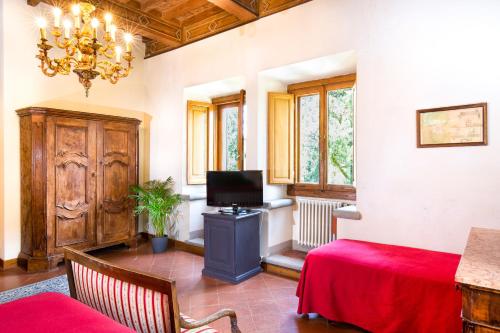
xmin=298 ymin=198 xmax=346 ymax=247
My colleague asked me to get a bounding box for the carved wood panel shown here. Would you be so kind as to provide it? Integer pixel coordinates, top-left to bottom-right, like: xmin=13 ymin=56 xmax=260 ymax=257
xmin=46 ymin=117 xmax=97 ymax=252
xmin=18 ymin=107 xmax=140 ymax=272
xmin=97 ymin=121 xmax=137 ymax=244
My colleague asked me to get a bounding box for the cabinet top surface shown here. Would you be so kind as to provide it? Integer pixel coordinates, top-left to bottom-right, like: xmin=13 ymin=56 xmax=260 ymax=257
xmin=16 ymin=107 xmax=141 ymax=124
xmin=203 ymin=210 xmax=262 ymax=220
xmin=455 ymin=227 xmax=500 ymax=291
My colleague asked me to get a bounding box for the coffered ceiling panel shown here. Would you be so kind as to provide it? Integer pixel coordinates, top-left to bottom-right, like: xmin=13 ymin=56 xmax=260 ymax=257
xmin=28 ymin=0 xmax=312 ymax=58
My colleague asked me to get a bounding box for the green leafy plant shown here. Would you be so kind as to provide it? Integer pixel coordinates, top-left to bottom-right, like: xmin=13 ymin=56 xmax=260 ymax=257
xmin=129 ymin=178 xmax=183 ymax=238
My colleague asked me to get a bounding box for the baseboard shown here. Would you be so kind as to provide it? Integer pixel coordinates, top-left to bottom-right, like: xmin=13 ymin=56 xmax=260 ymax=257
xmin=139 ymin=232 xmax=204 ymax=256
xmin=139 ymin=232 xmax=301 ymax=281
xmin=0 ymin=258 xmax=18 ymax=270
xmin=261 ymin=262 xmax=301 ymax=281
xmin=173 ymin=239 xmax=204 ymax=256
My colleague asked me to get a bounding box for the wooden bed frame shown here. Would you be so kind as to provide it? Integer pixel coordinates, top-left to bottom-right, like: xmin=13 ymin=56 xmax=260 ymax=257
xmin=64 ymin=247 xmax=240 ymax=333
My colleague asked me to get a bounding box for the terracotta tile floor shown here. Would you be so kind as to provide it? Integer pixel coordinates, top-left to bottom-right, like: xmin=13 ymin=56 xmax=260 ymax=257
xmin=0 ymin=243 xmax=364 ymax=333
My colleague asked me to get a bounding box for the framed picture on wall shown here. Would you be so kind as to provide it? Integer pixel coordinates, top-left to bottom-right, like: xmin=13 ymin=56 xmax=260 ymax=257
xmin=416 ymin=103 xmax=487 ymax=148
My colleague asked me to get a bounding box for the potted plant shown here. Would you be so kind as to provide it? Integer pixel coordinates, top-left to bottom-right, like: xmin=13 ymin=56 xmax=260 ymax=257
xmin=130 ymin=178 xmax=183 ymax=253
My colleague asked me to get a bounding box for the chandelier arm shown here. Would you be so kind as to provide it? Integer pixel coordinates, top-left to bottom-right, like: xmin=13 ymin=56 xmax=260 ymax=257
xmin=53 ymin=35 xmax=69 ymax=50
xmin=66 ymin=45 xmax=77 ymax=57
xmin=39 ymin=59 xmax=58 ymax=77
xmin=98 ymin=48 xmax=116 ymax=60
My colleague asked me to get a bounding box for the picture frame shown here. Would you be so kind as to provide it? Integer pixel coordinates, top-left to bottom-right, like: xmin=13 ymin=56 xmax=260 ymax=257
xmin=416 ymin=103 xmax=487 ymax=148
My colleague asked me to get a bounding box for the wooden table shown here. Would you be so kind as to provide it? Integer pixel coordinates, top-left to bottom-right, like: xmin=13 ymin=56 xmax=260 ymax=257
xmin=455 ymin=227 xmax=500 ymax=332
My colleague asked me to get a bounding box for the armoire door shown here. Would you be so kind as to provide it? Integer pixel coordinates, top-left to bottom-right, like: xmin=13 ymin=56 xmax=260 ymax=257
xmin=46 ymin=117 xmax=97 ymax=254
xmin=97 ymin=121 xmax=137 ymax=244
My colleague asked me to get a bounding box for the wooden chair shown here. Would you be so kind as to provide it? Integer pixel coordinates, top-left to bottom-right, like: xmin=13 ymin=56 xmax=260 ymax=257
xmin=64 ymin=247 xmax=240 ymax=333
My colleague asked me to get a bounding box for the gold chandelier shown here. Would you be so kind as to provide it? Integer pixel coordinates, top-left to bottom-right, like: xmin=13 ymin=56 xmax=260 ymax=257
xmin=36 ymin=2 xmax=134 ymax=97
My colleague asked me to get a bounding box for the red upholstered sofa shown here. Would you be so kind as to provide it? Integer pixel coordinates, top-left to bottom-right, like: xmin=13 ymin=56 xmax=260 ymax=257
xmin=297 ymin=239 xmax=462 ymax=333
xmin=0 ymin=292 xmax=136 ymax=333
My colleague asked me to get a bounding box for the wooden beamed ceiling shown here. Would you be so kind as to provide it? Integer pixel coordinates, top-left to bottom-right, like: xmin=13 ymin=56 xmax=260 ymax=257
xmin=27 ymin=0 xmax=311 ymax=58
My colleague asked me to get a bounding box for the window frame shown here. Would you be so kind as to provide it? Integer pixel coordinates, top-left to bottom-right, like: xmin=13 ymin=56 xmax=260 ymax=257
xmin=212 ymin=90 xmax=245 ymax=171
xmin=287 ymin=74 xmax=356 ymax=201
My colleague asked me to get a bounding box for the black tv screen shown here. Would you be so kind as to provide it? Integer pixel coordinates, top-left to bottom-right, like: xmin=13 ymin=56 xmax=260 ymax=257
xmin=207 ymin=171 xmax=263 ymax=208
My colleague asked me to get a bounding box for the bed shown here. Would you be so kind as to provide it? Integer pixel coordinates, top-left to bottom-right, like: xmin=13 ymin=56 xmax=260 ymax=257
xmin=296 ymin=239 xmax=462 ymax=333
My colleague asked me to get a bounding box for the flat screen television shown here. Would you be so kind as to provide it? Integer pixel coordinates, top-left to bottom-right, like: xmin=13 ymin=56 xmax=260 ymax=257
xmin=207 ymin=170 xmax=263 ymax=209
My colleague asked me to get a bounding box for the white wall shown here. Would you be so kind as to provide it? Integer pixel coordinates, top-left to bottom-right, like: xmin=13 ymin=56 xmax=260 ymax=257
xmin=0 ymin=0 xmax=149 ymax=260
xmin=145 ymin=0 xmax=500 ymax=254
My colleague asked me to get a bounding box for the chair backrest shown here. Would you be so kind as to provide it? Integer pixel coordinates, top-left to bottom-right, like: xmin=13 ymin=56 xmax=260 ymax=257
xmin=64 ymin=247 xmax=181 ymax=333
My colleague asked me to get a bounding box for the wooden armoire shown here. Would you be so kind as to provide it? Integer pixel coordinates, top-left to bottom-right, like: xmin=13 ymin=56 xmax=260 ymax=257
xmin=17 ymin=107 xmax=140 ymax=272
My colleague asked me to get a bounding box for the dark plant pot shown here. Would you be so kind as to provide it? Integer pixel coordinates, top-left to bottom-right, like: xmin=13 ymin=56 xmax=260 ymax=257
xmin=151 ymin=236 xmax=168 ymax=253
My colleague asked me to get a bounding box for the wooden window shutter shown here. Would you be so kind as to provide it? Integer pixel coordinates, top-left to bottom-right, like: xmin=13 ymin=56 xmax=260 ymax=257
xmin=187 ymin=101 xmax=216 ymax=184
xmin=268 ymin=92 xmax=295 ymax=184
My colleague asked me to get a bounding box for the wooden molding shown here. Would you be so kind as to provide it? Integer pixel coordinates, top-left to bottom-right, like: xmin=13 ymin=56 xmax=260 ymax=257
xmin=211 ymin=93 xmax=242 ymax=105
xmin=261 ymin=262 xmax=301 ymax=281
xmin=139 ymin=233 xmax=205 ymax=256
xmin=259 ymin=0 xmax=312 ymax=17
xmin=28 ymin=0 xmax=182 ymax=47
xmin=0 ymin=258 xmax=18 ymax=270
xmin=288 ymin=73 xmax=357 ymax=92
xmin=183 ymin=11 xmax=241 ymax=43
xmin=28 ymin=0 xmax=312 ymax=58
xmin=16 ymin=107 xmax=141 ymax=124
xmin=287 ymin=185 xmax=356 ymax=201
xmin=145 ymin=0 xmax=312 ymax=58
xmin=139 ymin=232 xmax=300 ymax=281
xmin=207 ymin=0 xmax=258 ymax=21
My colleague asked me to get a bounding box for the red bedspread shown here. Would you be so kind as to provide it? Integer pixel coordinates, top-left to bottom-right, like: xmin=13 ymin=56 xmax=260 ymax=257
xmin=0 ymin=292 xmax=135 ymax=333
xmin=297 ymin=239 xmax=462 ymax=333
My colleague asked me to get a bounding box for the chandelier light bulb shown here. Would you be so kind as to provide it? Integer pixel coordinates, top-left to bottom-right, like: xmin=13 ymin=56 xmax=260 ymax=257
xmin=115 ymin=46 xmax=122 ymax=63
xmin=36 ymin=17 xmax=47 ymax=39
xmin=104 ymin=13 xmax=112 ymax=32
xmin=63 ymin=19 xmax=72 ymax=38
xmin=72 ymin=4 xmax=81 ymax=29
xmin=71 ymin=4 xmax=81 ymax=16
xmin=91 ymin=18 xmax=99 ymax=38
xmin=124 ymin=33 xmax=133 ymax=52
xmin=110 ymin=24 xmax=117 ymax=41
xmin=52 ymin=7 xmax=62 ymax=28
xmin=36 ymin=17 xmax=47 ymax=28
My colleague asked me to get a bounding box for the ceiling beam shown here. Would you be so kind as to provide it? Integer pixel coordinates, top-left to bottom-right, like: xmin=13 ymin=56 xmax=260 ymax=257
xmin=27 ymin=0 xmax=182 ymax=47
xmin=207 ymin=0 xmax=258 ymax=21
xmin=160 ymin=0 xmax=209 ymax=22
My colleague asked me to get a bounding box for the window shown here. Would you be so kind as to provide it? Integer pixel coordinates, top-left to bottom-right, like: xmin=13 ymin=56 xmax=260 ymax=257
xmin=297 ymin=93 xmax=320 ymax=184
xmin=186 ymin=90 xmax=245 ymax=184
xmin=288 ymin=74 xmax=356 ymax=200
xmin=213 ymin=90 xmax=245 ymax=171
xmin=217 ymin=103 xmax=241 ymax=171
xmin=327 ymin=86 xmax=355 ymax=186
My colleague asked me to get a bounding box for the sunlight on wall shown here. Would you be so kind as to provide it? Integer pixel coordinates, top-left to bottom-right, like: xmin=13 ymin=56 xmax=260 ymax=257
xmin=145 ymin=0 xmax=500 ymax=254
xmin=0 ymin=0 xmax=150 ymax=260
